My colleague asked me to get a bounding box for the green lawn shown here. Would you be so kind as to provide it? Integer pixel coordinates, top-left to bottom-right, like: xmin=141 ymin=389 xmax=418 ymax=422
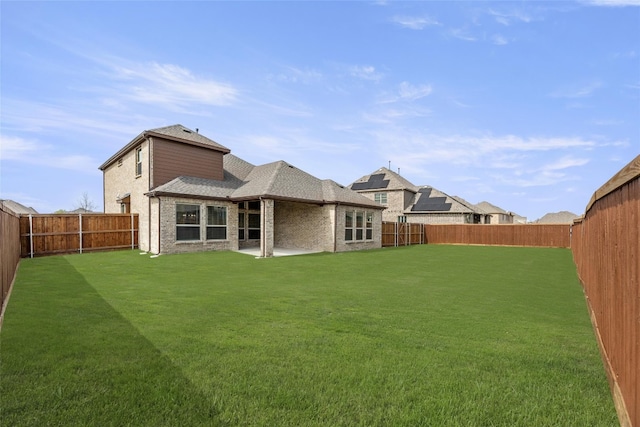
xmin=1 ymin=245 xmax=617 ymax=426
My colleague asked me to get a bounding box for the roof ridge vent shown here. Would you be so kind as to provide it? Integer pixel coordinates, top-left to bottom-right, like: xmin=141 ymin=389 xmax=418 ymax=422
xmin=182 ymin=128 xmax=192 ymax=133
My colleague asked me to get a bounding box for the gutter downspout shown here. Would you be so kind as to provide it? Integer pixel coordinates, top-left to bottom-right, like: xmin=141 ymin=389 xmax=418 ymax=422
xmin=334 ymin=203 xmax=339 ymax=253
xmin=158 ymin=197 xmax=161 ymax=255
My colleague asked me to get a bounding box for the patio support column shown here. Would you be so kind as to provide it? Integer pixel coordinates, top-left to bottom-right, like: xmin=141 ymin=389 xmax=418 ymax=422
xmin=260 ymin=198 xmax=274 ymax=258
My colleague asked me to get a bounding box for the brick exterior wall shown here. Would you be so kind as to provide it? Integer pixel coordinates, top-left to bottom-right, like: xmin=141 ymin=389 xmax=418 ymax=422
xmin=274 ymin=201 xmax=335 ymax=252
xmin=405 ymin=213 xmax=468 ymax=224
xmin=103 ymin=140 xmax=151 ymax=251
xmin=334 ymin=205 xmax=382 ymax=253
xmin=158 ymin=197 xmax=238 ymax=255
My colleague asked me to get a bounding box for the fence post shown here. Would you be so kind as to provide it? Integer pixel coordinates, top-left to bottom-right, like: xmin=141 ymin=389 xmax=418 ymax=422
xmin=395 ymin=222 xmax=398 ymax=247
xmin=79 ymin=214 xmax=83 ymax=254
xmin=29 ymin=213 xmax=33 ymax=259
xmin=131 ymin=213 xmax=135 ymax=249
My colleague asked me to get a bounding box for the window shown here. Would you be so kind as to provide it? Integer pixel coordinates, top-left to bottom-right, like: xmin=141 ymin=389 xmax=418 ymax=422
xmin=207 ymin=206 xmax=227 ymax=240
xmin=176 ymin=204 xmax=200 ymax=241
xmin=355 ymin=212 xmax=364 ymax=240
xmin=345 ymin=211 xmax=354 ymax=241
xmin=238 ymin=212 xmax=245 ymax=240
xmin=374 ymin=192 xmax=387 ymax=204
xmin=135 ymin=147 xmax=143 ymax=176
xmin=248 ymin=213 xmax=261 ymax=239
xmin=345 ymin=210 xmax=373 ymax=242
xmin=238 ymin=201 xmax=261 ymax=241
xmin=366 ymin=212 xmax=373 ymax=240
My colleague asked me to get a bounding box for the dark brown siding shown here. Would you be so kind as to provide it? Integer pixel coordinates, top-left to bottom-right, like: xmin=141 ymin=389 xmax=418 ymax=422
xmin=152 ymin=138 xmax=224 ymax=187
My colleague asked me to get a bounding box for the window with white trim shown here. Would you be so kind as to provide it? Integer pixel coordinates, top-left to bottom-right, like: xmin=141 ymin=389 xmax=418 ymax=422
xmin=176 ymin=204 xmax=200 ymax=241
xmin=345 ymin=211 xmax=354 ymax=241
xmin=135 ymin=147 xmax=143 ymax=176
xmin=374 ymin=192 xmax=387 ymax=204
xmin=206 ymin=206 xmax=227 ymax=240
xmin=345 ymin=210 xmax=373 ymax=242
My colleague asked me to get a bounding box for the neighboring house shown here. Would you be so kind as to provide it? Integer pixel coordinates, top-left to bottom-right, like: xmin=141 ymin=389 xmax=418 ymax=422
xmin=0 ymin=199 xmax=38 ymax=215
xmin=513 ymin=213 xmax=528 ymax=224
xmin=99 ymin=124 xmax=383 ymax=257
xmin=534 ymin=211 xmax=579 ymax=224
xmin=349 ymin=167 xmax=489 ymax=224
xmin=475 ymin=201 xmax=515 ymax=224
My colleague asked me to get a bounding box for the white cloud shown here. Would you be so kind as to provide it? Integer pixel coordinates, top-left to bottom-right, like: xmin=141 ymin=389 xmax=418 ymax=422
xmin=488 ymin=9 xmax=533 ymax=25
xmin=550 ymin=81 xmax=603 ymax=98
xmin=449 ymin=28 xmax=477 ymax=42
xmin=0 ymin=134 xmax=98 ymax=174
xmin=541 ymin=156 xmax=590 ymax=171
xmin=398 ymin=82 xmax=433 ymax=101
xmin=269 ymin=66 xmax=323 ymax=84
xmin=581 ymin=0 xmax=640 ymax=6
xmin=379 ymin=82 xmax=433 ymax=104
xmin=112 ymin=62 xmax=237 ymax=107
xmin=349 ymin=65 xmax=383 ymax=82
xmin=391 ymin=15 xmax=441 ymax=30
xmin=491 ymin=34 xmax=509 ymax=46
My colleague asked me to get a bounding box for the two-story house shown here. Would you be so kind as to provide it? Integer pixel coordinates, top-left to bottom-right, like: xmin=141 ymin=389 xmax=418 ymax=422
xmin=99 ymin=125 xmax=383 ymax=257
xmin=350 ymin=167 xmax=489 ymax=224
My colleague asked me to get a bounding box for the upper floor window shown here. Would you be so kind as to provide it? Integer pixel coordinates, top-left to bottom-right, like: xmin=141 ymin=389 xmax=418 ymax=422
xmin=135 ymin=147 xmax=143 ymax=176
xmin=374 ymin=192 xmax=387 ymax=204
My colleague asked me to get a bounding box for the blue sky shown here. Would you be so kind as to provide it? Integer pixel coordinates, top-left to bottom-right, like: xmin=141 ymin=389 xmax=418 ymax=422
xmin=1 ymin=1 xmax=638 ymax=220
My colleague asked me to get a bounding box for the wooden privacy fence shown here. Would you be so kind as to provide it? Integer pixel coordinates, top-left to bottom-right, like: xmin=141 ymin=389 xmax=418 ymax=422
xmin=20 ymin=213 xmax=139 ymax=257
xmin=382 ymin=222 xmax=424 ymax=247
xmin=382 ymin=222 xmax=571 ymax=248
xmin=1 ymin=204 xmax=21 ymax=325
xmin=571 ymin=155 xmax=639 ymax=427
xmin=424 ymin=224 xmax=571 ymax=247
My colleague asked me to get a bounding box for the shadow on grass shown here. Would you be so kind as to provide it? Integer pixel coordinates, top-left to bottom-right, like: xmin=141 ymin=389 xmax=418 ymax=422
xmin=0 ymin=257 xmax=224 ymax=426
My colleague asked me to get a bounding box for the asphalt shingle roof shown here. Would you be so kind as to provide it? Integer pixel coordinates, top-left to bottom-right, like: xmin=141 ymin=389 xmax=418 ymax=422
xmin=149 ymin=154 xmax=381 ymax=208
xmin=147 ymin=125 xmax=230 ymax=153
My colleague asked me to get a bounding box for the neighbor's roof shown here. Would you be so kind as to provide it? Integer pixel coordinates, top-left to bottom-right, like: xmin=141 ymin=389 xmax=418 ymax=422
xmin=407 ymin=187 xmax=485 ymax=214
xmin=147 ymin=154 xmax=382 ymax=209
xmin=475 ymin=201 xmax=509 ymax=215
xmin=99 ymin=124 xmax=230 ymax=170
xmin=535 ymin=211 xmax=579 ymax=224
xmin=0 ymin=199 xmax=38 ymax=215
xmin=350 ymin=167 xmax=419 ymax=193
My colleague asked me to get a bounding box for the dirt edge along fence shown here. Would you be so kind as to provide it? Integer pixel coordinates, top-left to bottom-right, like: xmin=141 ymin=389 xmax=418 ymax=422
xmin=1 ymin=203 xmax=21 ymax=327
xmin=572 ymin=155 xmax=640 ymax=427
xmin=20 ymin=213 xmax=139 ymax=258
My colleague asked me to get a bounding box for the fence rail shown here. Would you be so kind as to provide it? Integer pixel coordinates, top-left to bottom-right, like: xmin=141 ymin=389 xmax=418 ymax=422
xmin=382 ymin=222 xmax=424 ymax=247
xmin=1 ymin=204 xmax=21 ymax=326
xmin=382 ymin=222 xmax=571 ymax=248
xmin=424 ymin=224 xmax=571 ymax=247
xmin=571 ymin=155 xmax=639 ymax=427
xmin=19 ymin=213 xmax=139 ymax=258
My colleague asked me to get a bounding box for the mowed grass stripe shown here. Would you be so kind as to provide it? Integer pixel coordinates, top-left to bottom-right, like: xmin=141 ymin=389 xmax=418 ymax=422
xmin=1 ymin=245 xmax=617 ymax=426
